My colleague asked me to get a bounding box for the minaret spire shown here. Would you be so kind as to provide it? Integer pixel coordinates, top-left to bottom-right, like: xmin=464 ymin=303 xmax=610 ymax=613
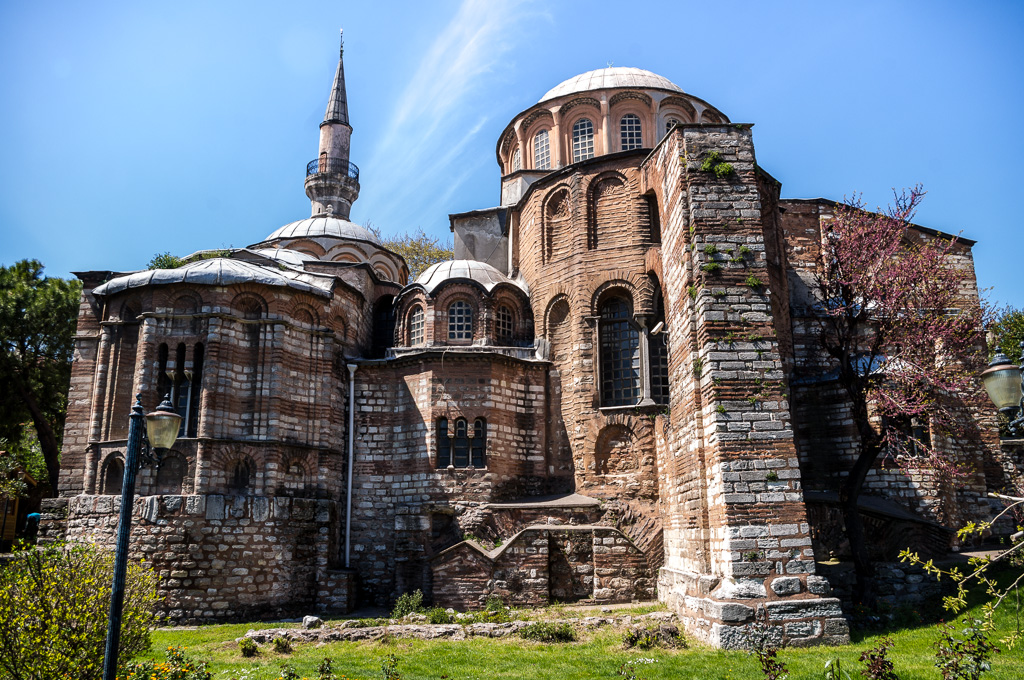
xmin=324 ymin=29 xmax=349 ymax=126
xmin=305 ymin=31 xmax=359 ymax=219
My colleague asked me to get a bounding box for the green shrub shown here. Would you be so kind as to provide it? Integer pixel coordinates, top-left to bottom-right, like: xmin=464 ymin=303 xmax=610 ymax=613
xmin=745 ymin=274 xmax=764 ymax=288
xmin=238 ymin=637 xmax=259 ymax=657
xmin=622 ymin=624 xmax=686 ymax=650
xmin=484 ymin=594 xmax=504 ymax=612
xmin=426 ymin=607 xmax=454 ymax=624
xmin=713 ymin=162 xmax=734 ymax=178
xmin=117 ymin=646 xmax=211 ymax=680
xmin=518 ymin=622 xmax=577 ymax=643
xmin=391 ymin=590 xmax=424 ymax=618
xmin=0 ymin=542 xmax=159 ymax=680
xmin=272 ymin=636 xmax=293 ymax=654
xmin=701 ymin=262 xmax=722 ymax=274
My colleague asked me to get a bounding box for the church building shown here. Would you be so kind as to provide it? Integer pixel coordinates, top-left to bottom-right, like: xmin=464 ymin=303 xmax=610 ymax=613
xmin=50 ymin=37 xmax=1001 ymax=648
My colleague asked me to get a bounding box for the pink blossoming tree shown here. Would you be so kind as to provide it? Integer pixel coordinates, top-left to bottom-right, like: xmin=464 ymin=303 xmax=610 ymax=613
xmin=812 ymin=186 xmax=991 ymax=604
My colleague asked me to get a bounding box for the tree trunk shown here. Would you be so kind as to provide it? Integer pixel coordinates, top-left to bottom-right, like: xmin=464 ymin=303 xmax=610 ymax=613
xmin=17 ymin=383 xmax=61 ymax=496
xmin=840 ymin=436 xmax=882 ymax=606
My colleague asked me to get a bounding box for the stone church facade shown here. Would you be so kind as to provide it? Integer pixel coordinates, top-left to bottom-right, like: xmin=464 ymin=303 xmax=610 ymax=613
xmin=50 ymin=40 xmax=1002 ymax=647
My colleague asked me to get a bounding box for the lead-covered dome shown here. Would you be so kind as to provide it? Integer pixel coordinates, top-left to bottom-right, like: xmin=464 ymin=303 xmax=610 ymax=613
xmin=413 ymin=260 xmax=527 ymax=295
xmin=264 ymin=216 xmax=380 ymax=245
xmin=540 ymin=67 xmax=684 ymax=103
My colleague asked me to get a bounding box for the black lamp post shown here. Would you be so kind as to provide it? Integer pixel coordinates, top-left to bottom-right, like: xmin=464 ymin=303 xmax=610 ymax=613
xmin=981 ymin=343 xmax=1024 ymax=436
xmin=101 ymin=394 xmax=181 ymax=680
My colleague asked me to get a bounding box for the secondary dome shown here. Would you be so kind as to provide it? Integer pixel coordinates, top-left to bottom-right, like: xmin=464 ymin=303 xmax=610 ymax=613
xmin=264 ymin=216 xmax=381 ymax=245
xmin=414 ymin=260 xmax=526 ymax=295
xmin=540 ymin=67 xmax=684 ymax=103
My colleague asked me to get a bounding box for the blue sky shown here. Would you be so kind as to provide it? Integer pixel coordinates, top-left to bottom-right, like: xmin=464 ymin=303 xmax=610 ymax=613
xmin=2 ymin=1 xmax=1023 ymax=307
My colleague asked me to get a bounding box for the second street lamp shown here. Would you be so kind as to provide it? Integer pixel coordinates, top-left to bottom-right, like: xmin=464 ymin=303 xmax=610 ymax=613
xmin=981 ymin=343 xmax=1024 ymax=435
xmin=101 ymin=394 xmax=181 ymax=680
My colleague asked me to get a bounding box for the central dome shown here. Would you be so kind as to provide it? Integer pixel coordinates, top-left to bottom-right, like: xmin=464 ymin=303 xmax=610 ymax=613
xmin=263 ymin=216 xmax=381 ymax=245
xmin=539 ymin=67 xmax=684 ymax=103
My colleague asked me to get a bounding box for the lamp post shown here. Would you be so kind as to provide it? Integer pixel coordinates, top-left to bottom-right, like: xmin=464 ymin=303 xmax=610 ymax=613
xmin=981 ymin=343 xmax=1024 ymax=436
xmin=101 ymin=394 xmax=181 ymax=680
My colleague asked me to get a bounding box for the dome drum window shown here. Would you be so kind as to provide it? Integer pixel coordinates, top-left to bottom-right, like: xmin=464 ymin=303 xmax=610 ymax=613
xmin=534 ymin=129 xmax=551 ymax=170
xmin=409 ymin=306 xmax=425 ymax=346
xmin=572 ymin=118 xmax=595 ymax=163
xmin=620 ymin=114 xmax=643 ymax=151
xmin=448 ymin=301 xmax=474 ymax=341
xmin=495 ymin=305 xmax=514 ymax=345
xmin=511 ymin=149 xmax=521 ymax=173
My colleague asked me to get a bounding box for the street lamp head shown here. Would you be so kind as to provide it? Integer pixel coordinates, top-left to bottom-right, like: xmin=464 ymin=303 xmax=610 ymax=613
xmin=145 ymin=394 xmax=182 ymax=451
xmin=981 ymin=347 xmax=1022 ymax=413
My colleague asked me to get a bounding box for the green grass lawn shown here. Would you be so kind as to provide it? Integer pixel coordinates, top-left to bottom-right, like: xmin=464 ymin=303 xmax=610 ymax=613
xmin=146 ymin=591 xmax=1024 ymax=680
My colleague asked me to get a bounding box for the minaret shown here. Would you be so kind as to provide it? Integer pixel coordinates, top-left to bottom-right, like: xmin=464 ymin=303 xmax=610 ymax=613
xmin=305 ymin=30 xmax=360 ymax=219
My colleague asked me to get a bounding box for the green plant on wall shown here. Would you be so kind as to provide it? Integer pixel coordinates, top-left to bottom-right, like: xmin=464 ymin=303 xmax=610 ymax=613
xmin=699 ymin=150 xmax=734 ymax=178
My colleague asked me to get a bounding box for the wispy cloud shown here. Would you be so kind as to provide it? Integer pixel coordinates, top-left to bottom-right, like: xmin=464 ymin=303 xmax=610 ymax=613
xmin=359 ymin=0 xmax=540 ymax=236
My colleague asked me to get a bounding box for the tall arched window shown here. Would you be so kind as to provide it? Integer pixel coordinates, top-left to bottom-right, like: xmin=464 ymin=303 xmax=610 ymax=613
xmin=620 ymin=114 xmax=643 ymax=151
xmin=437 ymin=417 xmax=451 ymax=467
xmin=572 ymin=118 xmax=594 ymax=163
xmin=102 ymin=457 xmax=124 ymax=495
xmin=495 ymin=305 xmax=514 ymax=345
xmin=600 ymin=295 xmax=641 ymax=406
xmin=650 ymin=285 xmax=670 ymax=406
xmin=408 ymin=305 xmax=424 ymax=345
xmin=471 ymin=418 xmax=487 ymax=468
xmin=511 ymin=148 xmax=521 ymax=172
xmin=448 ymin=301 xmax=473 ymax=341
xmin=534 ymin=129 xmax=551 ymax=170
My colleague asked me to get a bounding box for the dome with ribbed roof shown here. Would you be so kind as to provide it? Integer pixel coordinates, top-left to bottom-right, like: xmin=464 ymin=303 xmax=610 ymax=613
xmin=540 ymin=67 xmax=684 ymax=103
xmin=413 ymin=260 xmax=526 ymax=295
xmin=263 ymin=216 xmax=380 ymax=245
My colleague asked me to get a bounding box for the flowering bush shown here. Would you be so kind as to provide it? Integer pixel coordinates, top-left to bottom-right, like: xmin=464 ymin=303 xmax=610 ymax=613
xmin=0 ymin=542 xmax=159 ymax=680
xmin=118 ymin=646 xmax=211 ymax=680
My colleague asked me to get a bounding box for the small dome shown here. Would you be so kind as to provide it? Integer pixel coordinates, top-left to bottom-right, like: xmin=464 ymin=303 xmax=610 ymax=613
xmin=413 ymin=260 xmax=526 ymax=295
xmin=264 ymin=216 xmax=381 ymax=245
xmin=92 ymin=258 xmax=332 ymax=298
xmin=540 ymin=67 xmax=684 ymax=103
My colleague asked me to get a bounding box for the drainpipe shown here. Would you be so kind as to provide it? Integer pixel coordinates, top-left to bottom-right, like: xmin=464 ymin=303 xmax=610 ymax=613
xmin=344 ymin=363 xmax=357 ymax=569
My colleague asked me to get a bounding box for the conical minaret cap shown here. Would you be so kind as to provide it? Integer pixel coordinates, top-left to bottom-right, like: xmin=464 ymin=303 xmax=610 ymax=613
xmin=324 ymin=30 xmax=349 ymax=126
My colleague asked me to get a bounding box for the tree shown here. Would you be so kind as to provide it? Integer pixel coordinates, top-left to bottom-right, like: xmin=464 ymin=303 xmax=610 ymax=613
xmin=375 ymin=226 xmax=453 ymax=279
xmin=147 ymin=251 xmax=185 ymax=269
xmin=989 ymin=307 xmax=1024 ymax=361
xmin=811 ymin=187 xmax=989 ymax=604
xmin=0 ymin=542 xmax=159 ymax=680
xmin=0 ymin=261 xmax=81 ymax=495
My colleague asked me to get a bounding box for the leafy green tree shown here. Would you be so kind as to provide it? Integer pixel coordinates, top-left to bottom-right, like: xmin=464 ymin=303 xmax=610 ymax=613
xmin=375 ymin=226 xmax=453 ymax=280
xmin=0 ymin=261 xmax=80 ymax=495
xmin=0 ymin=431 xmax=47 ymax=501
xmin=990 ymin=307 xmax=1024 ymax=361
xmin=147 ymin=252 xmax=185 ymax=269
xmin=0 ymin=542 xmax=159 ymax=680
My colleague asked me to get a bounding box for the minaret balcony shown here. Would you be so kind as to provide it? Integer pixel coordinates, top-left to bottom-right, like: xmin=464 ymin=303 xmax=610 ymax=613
xmin=306 ymin=158 xmax=359 ymax=181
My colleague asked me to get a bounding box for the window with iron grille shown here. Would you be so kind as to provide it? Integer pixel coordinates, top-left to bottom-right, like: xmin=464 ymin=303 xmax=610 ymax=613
xmin=664 ymin=117 xmax=681 ymax=136
xmin=408 ymin=305 xmax=424 ymax=345
xmin=600 ymin=296 xmax=640 ymax=406
xmin=448 ymin=300 xmax=473 ymax=341
xmin=437 ymin=417 xmax=451 ymax=467
xmin=511 ymin=148 xmax=521 ymax=172
xmin=437 ymin=417 xmax=485 ymax=468
xmin=620 ymin=114 xmax=643 ymax=151
xmin=495 ymin=305 xmax=514 ymax=345
xmin=572 ymin=118 xmax=594 ymax=163
xmin=534 ymin=129 xmax=551 ymax=170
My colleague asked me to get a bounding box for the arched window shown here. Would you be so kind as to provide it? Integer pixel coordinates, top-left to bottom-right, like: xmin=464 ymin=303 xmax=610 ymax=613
xmin=408 ymin=305 xmax=424 ymax=345
xmin=229 ymin=458 xmax=255 ymax=494
xmin=649 ymin=285 xmax=670 ymax=406
xmin=600 ymin=295 xmax=641 ymax=406
xmin=448 ymin=301 xmax=473 ymax=341
xmin=664 ymin=117 xmax=681 ymax=136
xmin=495 ymin=305 xmax=514 ymax=345
xmin=102 ymin=457 xmax=124 ymax=495
xmin=620 ymin=114 xmax=643 ymax=151
xmin=155 ymin=453 xmax=186 ymax=495
xmin=437 ymin=417 xmax=450 ymax=467
xmin=471 ymin=418 xmax=487 ymax=468
xmin=572 ymin=118 xmax=594 ymax=163
xmin=534 ymin=129 xmax=551 ymax=170
xmin=511 ymin=148 xmax=521 ymax=172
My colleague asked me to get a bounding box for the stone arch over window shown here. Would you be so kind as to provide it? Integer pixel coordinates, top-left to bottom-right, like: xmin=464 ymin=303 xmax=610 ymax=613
xmin=571 ymin=118 xmax=595 ymax=163
xmin=101 ymin=455 xmax=124 ymax=495
xmin=533 ymin=128 xmax=551 ymax=170
xmin=447 ymin=300 xmax=474 ymax=342
xmin=598 ymin=291 xmax=641 ymax=407
xmin=587 ymin=174 xmax=628 ymax=250
xmin=543 ymin=187 xmax=571 ymax=263
xmin=155 ymin=451 xmax=187 ymax=495
xmin=620 ymin=113 xmax=643 ymax=151
xmin=594 ymin=424 xmax=638 ymax=475
xmin=281 ymin=454 xmax=311 ymax=495
xmin=659 ymin=97 xmax=697 ymax=125
xmin=233 ymin=293 xmax=266 ymax=320
xmin=292 ymin=305 xmax=318 ymax=327
xmin=407 ymin=304 xmax=425 ymax=346
xmin=228 ymin=456 xmax=257 ymax=494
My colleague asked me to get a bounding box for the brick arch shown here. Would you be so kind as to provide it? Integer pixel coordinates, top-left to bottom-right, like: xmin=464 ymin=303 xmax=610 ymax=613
xmin=659 ymin=96 xmax=697 ymax=121
xmin=432 ymin=284 xmax=483 ymax=345
xmin=231 ymin=292 xmax=267 ymax=319
xmin=489 ymin=287 xmax=531 ymax=345
xmin=542 ymin=184 xmax=572 ymax=264
xmin=154 ymin=449 xmax=191 ymax=495
xmin=609 ymin=90 xmax=652 ymax=108
xmin=580 ymin=413 xmax=657 ymax=500
xmin=99 ymin=452 xmax=125 ymax=495
xmin=544 ymin=294 xmax=572 ymax=363
xmin=586 ymin=171 xmax=630 ymax=250
xmin=284 ymin=239 xmax=327 ymax=258
xmin=117 ymin=295 xmax=143 ymax=322
xmin=278 ymin=452 xmax=314 ymax=496
xmin=209 ymin=447 xmax=262 ymax=495
xmin=171 ymin=292 xmax=201 ymax=316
